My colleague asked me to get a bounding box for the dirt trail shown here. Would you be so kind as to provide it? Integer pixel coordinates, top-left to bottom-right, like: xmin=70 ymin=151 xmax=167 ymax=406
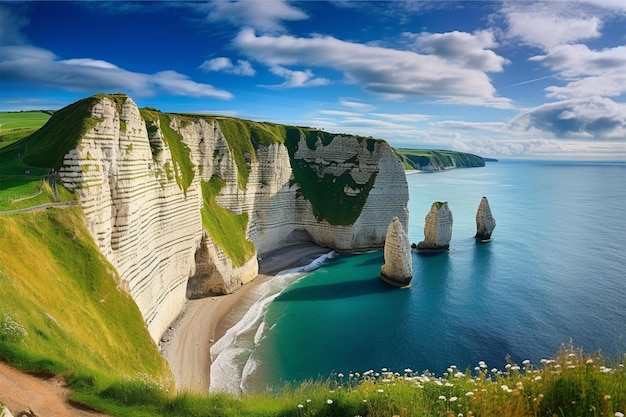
xmin=0 ymin=362 xmax=107 ymax=417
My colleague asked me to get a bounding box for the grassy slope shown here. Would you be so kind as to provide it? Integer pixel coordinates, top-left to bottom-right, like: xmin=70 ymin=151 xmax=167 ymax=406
xmin=0 ymin=207 xmax=173 ymax=408
xmin=200 ymin=176 xmax=255 ymax=267
xmin=0 ymin=207 xmax=171 ymax=378
xmin=0 ymin=112 xmax=50 ymax=150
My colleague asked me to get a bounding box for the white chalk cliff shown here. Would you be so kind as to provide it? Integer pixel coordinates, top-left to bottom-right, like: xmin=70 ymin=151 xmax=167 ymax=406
xmin=475 ymin=196 xmax=496 ymax=241
xmin=55 ymin=94 xmax=409 ymax=343
xmin=416 ymin=201 xmax=453 ymax=252
xmin=380 ymin=216 xmax=413 ymax=287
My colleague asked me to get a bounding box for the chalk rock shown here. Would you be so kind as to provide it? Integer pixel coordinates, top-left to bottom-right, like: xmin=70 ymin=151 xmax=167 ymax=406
xmin=381 ymin=217 xmax=413 ymax=287
xmin=55 ymin=94 xmax=409 ymax=344
xmin=475 ymin=196 xmax=496 ymax=242
xmin=416 ymin=202 xmax=453 ymax=252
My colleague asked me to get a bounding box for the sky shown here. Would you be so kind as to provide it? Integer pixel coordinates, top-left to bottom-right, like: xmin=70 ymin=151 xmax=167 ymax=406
xmin=1 ymin=1 xmax=626 ymax=160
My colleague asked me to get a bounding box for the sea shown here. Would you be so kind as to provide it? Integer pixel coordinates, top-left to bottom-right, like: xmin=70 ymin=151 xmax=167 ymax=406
xmin=209 ymin=159 xmax=626 ymax=394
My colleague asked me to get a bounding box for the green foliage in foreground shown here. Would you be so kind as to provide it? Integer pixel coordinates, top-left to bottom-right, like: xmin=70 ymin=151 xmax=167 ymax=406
xmin=395 ymin=148 xmax=485 ymax=171
xmin=64 ymin=345 xmax=626 ymax=417
xmin=200 ymin=176 xmax=256 ymax=267
xmin=0 ymin=207 xmax=173 ymax=392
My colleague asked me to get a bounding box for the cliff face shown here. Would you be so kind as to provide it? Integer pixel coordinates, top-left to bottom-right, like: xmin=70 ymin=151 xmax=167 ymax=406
xmin=380 ymin=216 xmax=412 ymax=287
xmin=55 ymin=95 xmax=408 ymax=343
xmin=395 ymin=149 xmax=485 ymax=171
xmin=416 ymin=201 xmax=453 ymax=252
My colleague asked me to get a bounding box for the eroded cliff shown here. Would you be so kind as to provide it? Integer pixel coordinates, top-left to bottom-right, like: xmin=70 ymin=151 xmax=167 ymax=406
xmin=45 ymin=94 xmax=408 ymax=343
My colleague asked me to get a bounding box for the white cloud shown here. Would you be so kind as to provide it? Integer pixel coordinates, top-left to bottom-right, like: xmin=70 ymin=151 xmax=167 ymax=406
xmin=410 ymin=30 xmax=508 ymax=72
xmin=199 ymin=57 xmax=256 ymax=76
xmin=151 ymin=71 xmax=233 ymax=99
xmin=504 ymin=4 xmax=602 ymax=49
xmin=233 ymin=28 xmax=512 ymax=107
xmin=266 ymin=65 xmax=330 ymax=88
xmin=529 ymin=44 xmax=626 ymax=78
xmin=511 ymin=97 xmax=626 ymax=139
xmin=339 ymin=99 xmax=375 ymax=111
xmin=60 ymin=58 xmax=121 ymax=70
xmin=203 ymin=0 xmax=307 ymax=33
xmin=0 ymin=45 xmax=234 ymax=100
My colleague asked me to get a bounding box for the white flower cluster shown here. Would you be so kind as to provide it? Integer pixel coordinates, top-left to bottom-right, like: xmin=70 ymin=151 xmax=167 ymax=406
xmin=0 ymin=311 xmax=28 ymax=343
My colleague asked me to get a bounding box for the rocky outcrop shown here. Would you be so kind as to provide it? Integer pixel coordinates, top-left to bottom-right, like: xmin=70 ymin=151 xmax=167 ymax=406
xmin=54 ymin=94 xmax=408 ymax=343
xmin=415 ymin=202 xmax=453 ymax=252
xmin=380 ymin=217 xmax=412 ymax=287
xmin=475 ymin=196 xmax=496 ymax=242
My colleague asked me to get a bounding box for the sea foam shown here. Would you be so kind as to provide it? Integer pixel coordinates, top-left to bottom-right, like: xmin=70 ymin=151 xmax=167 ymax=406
xmin=209 ymin=251 xmax=336 ymax=394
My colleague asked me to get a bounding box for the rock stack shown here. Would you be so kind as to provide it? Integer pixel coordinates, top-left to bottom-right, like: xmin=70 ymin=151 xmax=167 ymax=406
xmin=415 ymin=201 xmax=453 ymax=252
xmin=380 ymin=217 xmax=413 ymax=287
xmin=475 ymin=196 xmax=496 ymax=242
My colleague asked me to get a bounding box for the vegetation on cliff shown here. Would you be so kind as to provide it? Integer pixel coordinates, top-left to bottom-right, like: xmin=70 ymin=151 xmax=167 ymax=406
xmin=213 ymin=116 xmax=285 ymax=188
xmin=285 ymin=127 xmax=380 ymax=225
xmin=140 ymin=108 xmax=196 ymax=194
xmin=200 ymin=176 xmax=256 ymax=267
xmin=395 ymin=148 xmax=485 ymax=171
xmin=0 ymin=208 xmax=172 ymax=395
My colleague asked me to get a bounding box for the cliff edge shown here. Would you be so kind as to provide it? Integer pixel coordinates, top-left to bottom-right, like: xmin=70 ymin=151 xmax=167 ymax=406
xmin=23 ymin=94 xmax=409 ymax=343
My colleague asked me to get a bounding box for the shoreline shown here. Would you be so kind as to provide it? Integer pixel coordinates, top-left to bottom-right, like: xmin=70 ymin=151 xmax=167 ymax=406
xmin=160 ymin=242 xmax=332 ymax=393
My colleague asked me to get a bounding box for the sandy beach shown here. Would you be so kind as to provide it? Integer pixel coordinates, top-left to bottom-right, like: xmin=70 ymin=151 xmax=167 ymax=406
xmin=160 ymin=242 xmax=331 ymax=393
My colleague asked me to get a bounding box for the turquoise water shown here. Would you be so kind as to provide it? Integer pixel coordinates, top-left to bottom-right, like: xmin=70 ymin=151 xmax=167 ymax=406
xmin=212 ymin=160 xmax=626 ymax=393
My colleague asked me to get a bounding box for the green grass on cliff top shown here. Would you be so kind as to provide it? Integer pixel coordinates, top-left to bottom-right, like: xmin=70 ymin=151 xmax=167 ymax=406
xmin=0 ymin=207 xmax=172 ymax=392
xmin=395 ymin=148 xmax=485 ymax=170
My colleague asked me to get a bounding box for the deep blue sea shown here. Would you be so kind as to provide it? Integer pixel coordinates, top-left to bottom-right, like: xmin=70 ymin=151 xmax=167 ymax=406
xmin=210 ymin=160 xmax=626 ymax=394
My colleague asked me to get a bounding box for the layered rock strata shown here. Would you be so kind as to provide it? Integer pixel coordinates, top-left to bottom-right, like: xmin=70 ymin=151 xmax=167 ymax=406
xmin=415 ymin=201 xmax=453 ymax=252
xmin=55 ymin=94 xmax=409 ymax=343
xmin=475 ymin=196 xmax=496 ymax=242
xmin=380 ymin=217 xmax=413 ymax=287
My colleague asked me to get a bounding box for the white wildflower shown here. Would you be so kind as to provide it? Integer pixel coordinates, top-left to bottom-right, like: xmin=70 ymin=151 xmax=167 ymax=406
xmin=450 ymin=396 xmax=458 ymax=402
xmin=326 ymin=399 xmax=333 ymax=405
xmin=439 ymin=395 xmax=447 ymax=400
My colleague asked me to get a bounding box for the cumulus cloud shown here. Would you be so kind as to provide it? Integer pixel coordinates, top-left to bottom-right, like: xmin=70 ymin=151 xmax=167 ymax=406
xmin=512 ymin=97 xmax=626 ymax=139
xmin=266 ymin=65 xmax=329 ymax=88
xmin=203 ymin=0 xmax=307 ymax=33
xmin=529 ymin=44 xmax=626 ymax=78
xmin=0 ymin=44 xmax=233 ymax=100
xmin=233 ymin=28 xmax=512 ymax=107
xmin=503 ymin=3 xmax=602 ymax=48
xmin=199 ymin=57 xmax=256 ymax=76
xmin=409 ymin=30 xmax=509 ymax=72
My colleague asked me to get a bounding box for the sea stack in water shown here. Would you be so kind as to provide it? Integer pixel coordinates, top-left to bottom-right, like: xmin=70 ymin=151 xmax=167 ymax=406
xmin=475 ymin=196 xmax=496 ymax=242
xmin=380 ymin=217 xmax=413 ymax=287
xmin=416 ymin=202 xmax=453 ymax=252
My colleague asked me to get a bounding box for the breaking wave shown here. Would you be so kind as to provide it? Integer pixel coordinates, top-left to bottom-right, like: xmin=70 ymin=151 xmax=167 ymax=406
xmin=209 ymin=251 xmax=336 ymax=394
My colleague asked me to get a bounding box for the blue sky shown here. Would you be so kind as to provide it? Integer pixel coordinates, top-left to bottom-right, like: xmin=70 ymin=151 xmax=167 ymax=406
xmin=1 ymin=1 xmax=626 ymax=160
